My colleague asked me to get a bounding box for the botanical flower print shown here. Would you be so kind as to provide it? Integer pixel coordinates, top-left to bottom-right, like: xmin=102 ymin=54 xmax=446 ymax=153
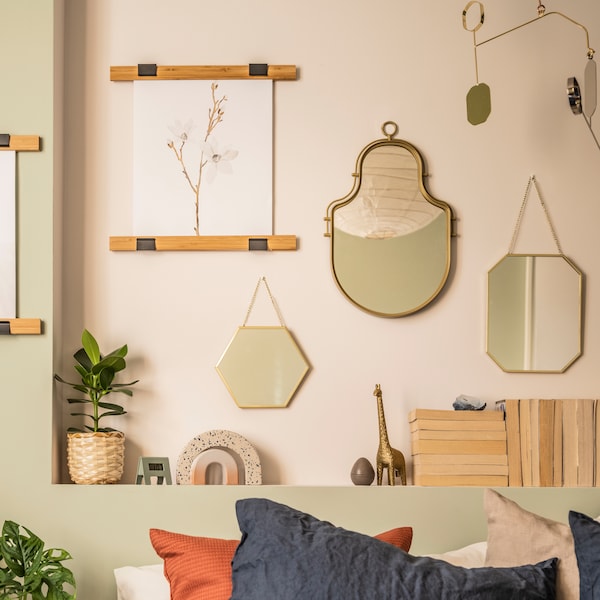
xmin=201 ymin=138 xmax=239 ymax=183
xmin=167 ymin=119 xmax=195 ymax=145
xmin=132 ymin=79 xmax=273 ymax=236
xmin=167 ymin=83 xmax=238 ymax=235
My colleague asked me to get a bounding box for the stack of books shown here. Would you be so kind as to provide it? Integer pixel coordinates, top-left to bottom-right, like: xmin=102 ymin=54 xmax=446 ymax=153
xmin=503 ymin=399 xmax=598 ymax=487
xmin=409 ymin=409 xmax=509 ymax=486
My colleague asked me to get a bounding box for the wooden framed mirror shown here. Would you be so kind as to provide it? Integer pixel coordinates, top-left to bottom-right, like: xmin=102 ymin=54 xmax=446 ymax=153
xmin=324 ymin=122 xmax=455 ymax=317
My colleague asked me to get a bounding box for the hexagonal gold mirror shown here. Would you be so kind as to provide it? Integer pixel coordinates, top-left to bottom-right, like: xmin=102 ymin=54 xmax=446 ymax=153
xmin=216 ymin=326 xmax=310 ymax=408
xmin=487 ymin=254 xmax=583 ymax=373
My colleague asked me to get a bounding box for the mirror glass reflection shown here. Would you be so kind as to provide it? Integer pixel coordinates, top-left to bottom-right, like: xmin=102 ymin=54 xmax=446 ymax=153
xmin=326 ymin=123 xmax=454 ymax=317
xmin=487 ymin=254 xmax=583 ymax=373
xmin=216 ymin=326 xmax=310 ymax=408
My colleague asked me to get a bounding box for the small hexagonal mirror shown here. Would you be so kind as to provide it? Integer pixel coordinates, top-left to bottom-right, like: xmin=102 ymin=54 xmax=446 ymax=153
xmin=216 ymin=326 xmax=310 ymax=408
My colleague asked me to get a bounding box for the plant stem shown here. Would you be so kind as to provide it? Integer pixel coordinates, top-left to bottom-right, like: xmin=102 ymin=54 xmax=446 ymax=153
xmin=167 ymin=82 xmax=227 ymax=235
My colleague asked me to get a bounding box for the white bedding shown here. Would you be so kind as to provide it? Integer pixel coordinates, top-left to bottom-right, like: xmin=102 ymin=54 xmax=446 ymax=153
xmin=114 ymin=564 xmax=169 ymax=600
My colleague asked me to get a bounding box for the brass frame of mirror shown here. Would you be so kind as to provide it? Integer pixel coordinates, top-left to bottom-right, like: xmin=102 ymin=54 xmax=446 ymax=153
xmin=324 ymin=122 xmax=456 ymax=318
xmin=215 ymin=277 xmax=310 ymax=408
xmin=485 ymin=175 xmax=584 ymax=374
xmin=486 ymin=253 xmax=583 ymax=374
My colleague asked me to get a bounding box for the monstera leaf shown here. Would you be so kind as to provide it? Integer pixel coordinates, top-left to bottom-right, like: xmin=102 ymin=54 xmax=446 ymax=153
xmin=0 ymin=520 xmax=76 ymax=599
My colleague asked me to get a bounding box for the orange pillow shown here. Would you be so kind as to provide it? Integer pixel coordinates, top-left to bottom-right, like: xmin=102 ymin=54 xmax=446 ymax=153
xmin=150 ymin=529 xmax=237 ymax=600
xmin=150 ymin=526 xmax=412 ymax=600
xmin=375 ymin=526 xmax=413 ymax=549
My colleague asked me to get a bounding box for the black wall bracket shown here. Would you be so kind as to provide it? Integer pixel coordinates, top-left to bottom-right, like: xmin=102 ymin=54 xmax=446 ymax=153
xmin=136 ymin=238 xmax=157 ymax=251
xmin=137 ymin=64 xmax=158 ymax=77
xmin=249 ymin=63 xmax=269 ymax=76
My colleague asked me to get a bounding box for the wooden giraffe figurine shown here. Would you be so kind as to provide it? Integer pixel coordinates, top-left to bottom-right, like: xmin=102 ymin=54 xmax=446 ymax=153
xmin=373 ymin=384 xmax=407 ymax=486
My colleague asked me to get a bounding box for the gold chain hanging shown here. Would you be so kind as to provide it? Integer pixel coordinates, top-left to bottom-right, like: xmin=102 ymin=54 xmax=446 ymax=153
xmin=508 ymin=175 xmax=563 ymax=255
xmin=243 ymin=276 xmax=286 ymax=327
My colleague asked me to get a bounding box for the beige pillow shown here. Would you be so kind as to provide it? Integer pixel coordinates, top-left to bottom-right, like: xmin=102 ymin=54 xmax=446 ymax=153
xmin=484 ymin=489 xmax=577 ymax=600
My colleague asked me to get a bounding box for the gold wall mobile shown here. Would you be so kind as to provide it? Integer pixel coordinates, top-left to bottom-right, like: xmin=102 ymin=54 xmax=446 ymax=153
xmin=461 ymin=0 xmax=597 ymax=135
xmin=462 ymin=1 xmax=491 ymax=125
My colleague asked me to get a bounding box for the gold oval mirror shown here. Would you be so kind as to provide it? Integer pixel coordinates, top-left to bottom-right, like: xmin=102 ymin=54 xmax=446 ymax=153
xmin=324 ymin=122 xmax=455 ymax=317
xmin=487 ymin=254 xmax=583 ymax=373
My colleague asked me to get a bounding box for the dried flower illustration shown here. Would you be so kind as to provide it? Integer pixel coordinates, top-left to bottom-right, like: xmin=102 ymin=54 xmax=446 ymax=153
xmin=167 ymin=83 xmax=238 ymax=235
xmin=167 ymin=119 xmax=194 ymax=144
xmin=201 ymin=138 xmax=239 ymax=183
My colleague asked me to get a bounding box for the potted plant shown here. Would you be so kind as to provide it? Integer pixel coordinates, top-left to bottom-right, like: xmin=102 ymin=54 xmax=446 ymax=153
xmin=54 ymin=329 xmax=138 ymax=484
xmin=0 ymin=519 xmax=76 ymax=599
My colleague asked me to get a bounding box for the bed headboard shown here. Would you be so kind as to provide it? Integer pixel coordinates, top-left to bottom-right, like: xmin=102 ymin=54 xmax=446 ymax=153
xmin=70 ymin=485 xmax=600 ymax=599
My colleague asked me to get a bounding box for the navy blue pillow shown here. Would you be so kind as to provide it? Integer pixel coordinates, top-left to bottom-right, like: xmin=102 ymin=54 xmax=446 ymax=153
xmin=569 ymin=510 xmax=600 ymax=600
xmin=231 ymin=498 xmax=557 ymax=600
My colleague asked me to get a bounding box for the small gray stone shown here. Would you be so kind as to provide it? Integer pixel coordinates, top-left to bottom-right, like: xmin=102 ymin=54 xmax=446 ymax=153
xmin=453 ymin=394 xmax=486 ymax=411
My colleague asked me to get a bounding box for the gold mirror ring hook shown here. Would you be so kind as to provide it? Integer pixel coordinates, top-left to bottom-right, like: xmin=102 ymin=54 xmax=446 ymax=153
xmin=381 ymin=121 xmax=398 ymax=140
xmin=588 ymin=48 xmax=596 ymax=59
xmin=537 ymin=4 xmax=546 ymax=17
xmin=462 ymin=1 xmax=485 ymax=33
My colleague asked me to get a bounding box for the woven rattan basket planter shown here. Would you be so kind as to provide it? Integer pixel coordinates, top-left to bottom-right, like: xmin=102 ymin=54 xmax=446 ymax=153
xmin=67 ymin=431 xmax=125 ymax=484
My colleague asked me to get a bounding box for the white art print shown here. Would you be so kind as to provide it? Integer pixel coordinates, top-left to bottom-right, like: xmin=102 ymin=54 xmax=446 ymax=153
xmin=0 ymin=151 xmax=16 ymax=317
xmin=133 ymin=80 xmax=273 ymax=236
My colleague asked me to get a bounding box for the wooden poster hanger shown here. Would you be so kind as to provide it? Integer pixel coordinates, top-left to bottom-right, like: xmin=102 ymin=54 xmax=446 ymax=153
xmin=0 ymin=133 xmax=42 ymax=335
xmin=109 ymin=63 xmax=298 ymax=252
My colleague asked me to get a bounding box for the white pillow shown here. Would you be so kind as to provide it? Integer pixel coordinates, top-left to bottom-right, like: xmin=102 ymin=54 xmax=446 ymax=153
xmin=424 ymin=541 xmax=487 ymax=567
xmin=114 ymin=564 xmax=169 ymax=600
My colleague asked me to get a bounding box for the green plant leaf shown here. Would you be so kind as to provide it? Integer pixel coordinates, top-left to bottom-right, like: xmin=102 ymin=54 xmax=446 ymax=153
xmin=73 ymin=364 xmax=88 ymax=379
xmin=97 ymin=401 xmax=124 ymax=412
xmin=110 ymin=388 xmax=134 ymax=397
xmin=112 ymin=380 xmax=139 ymax=388
xmin=99 ymin=410 xmax=127 ymax=418
xmin=53 ymin=375 xmax=87 ymax=392
xmin=105 ymin=344 xmax=128 ymax=360
xmin=68 ymin=412 xmax=94 ymax=419
xmin=73 ymin=347 xmax=92 ymax=372
xmin=55 ymin=329 xmax=138 ymax=434
xmin=92 ymin=355 xmax=125 ymax=375
xmin=0 ymin=521 xmax=75 ymax=599
xmin=81 ymin=329 xmax=100 ymax=365
xmin=96 ymin=367 xmax=115 ymax=391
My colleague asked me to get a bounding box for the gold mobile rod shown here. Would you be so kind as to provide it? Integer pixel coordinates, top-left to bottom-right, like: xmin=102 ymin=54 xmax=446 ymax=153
xmin=476 ymin=10 xmax=595 ymax=59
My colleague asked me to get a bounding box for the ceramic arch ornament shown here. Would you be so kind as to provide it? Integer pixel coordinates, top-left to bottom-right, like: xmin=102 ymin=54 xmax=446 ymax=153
xmin=176 ymin=430 xmax=262 ymax=485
